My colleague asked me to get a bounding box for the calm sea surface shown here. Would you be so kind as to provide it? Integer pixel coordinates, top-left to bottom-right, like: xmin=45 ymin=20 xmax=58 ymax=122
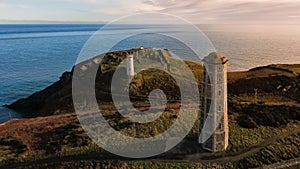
xmin=0 ymin=24 xmax=299 ymax=122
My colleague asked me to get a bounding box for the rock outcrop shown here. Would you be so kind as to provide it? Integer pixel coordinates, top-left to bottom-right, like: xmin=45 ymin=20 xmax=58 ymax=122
xmin=5 ymin=48 xmax=300 ymax=120
xmin=5 ymin=48 xmax=193 ymax=117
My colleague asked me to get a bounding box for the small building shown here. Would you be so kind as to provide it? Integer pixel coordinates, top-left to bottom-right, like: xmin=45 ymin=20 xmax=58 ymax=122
xmin=199 ymin=52 xmax=229 ymax=152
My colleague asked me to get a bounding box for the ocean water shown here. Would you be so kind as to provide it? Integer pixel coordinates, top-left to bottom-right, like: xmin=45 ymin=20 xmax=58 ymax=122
xmin=201 ymin=25 xmax=300 ymax=70
xmin=0 ymin=24 xmax=102 ymax=122
xmin=0 ymin=24 xmax=300 ymax=123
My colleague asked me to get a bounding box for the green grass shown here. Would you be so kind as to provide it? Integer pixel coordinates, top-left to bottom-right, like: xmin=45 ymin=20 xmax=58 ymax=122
xmin=2 ymin=49 xmax=300 ymax=168
xmin=1 ymin=116 xmax=299 ymax=168
xmin=236 ymin=133 xmax=300 ymax=168
xmin=228 ymin=121 xmax=300 ymax=152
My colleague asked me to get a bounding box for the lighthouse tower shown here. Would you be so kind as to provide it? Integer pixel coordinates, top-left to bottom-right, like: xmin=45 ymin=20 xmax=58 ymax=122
xmin=127 ymin=54 xmax=135 ymax=78
xmin=199 ymin=52 xmax=229 ymax=152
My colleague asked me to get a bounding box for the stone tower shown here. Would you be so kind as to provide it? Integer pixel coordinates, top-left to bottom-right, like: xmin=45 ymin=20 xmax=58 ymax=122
xmin=127 ymin=54 xmax=135 ymax=78
xmin=199 ymin=52 xmax=229 ymax=152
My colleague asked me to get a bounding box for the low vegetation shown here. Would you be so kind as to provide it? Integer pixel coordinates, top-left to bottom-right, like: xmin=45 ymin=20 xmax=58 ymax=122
xmin=1 ymin=49 xmax=300 ymax=168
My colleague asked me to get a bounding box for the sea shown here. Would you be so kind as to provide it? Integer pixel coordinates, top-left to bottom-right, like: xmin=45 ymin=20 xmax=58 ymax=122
xmin=0 ymin=24 xmax=300 ymax=123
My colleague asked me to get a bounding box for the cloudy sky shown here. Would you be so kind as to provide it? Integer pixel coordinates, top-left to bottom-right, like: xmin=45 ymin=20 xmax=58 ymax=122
xmin=0 ymin=0 xmax=300 ymax=24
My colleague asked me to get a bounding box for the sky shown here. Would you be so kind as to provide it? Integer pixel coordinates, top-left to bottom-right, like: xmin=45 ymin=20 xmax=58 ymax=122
xmin=0 ymin=0 xmax=300 ymax=24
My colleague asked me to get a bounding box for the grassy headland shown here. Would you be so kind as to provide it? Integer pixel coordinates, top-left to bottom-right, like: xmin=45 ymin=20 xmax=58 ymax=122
xmin=1 ymin=48 xmax=299 ymax=168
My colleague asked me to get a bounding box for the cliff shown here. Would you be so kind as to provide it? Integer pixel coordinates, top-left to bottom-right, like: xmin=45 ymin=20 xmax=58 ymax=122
xmin=5 ymin=48 xmax=300 ymax=118
xmin=5 ymin=48 xmax=202 ymax=117
xmin=0 ymin=48 xmax=300 ymax=168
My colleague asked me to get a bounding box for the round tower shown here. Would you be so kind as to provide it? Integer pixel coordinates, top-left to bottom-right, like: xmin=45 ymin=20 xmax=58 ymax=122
xmin=199 ymin=52 xmax=229 ymax=152
xmin=127 ymin=54 xmax=135 ymax=78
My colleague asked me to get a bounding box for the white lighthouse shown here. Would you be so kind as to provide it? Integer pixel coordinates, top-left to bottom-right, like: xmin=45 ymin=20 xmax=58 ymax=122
xmin=127 ymin=54 xmax=135 ymax=78
xmin=199 ymin=52 xmax=229 ymax=152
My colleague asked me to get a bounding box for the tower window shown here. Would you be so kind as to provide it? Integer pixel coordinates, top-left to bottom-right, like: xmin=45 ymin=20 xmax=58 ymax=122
xmin=218 ymin=105 xmax=222 ymax=112
xmin=218 ymin=66 xmax=222 ymax=72
xmin=219 ymin=90 xmax=222 ymax=96
xmin=218 ymin=122 xmax=223 ymax=129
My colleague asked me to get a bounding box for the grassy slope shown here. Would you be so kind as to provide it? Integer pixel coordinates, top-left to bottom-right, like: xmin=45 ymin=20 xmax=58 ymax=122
xmin=1 ymin=48 xmax=300 ymax=168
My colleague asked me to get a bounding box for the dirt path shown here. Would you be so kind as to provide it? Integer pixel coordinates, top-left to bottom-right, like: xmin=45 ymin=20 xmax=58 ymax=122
xmin=1 ymin=127 xmax=299 ymax=169
xmin=184 ymin=128 xmax=300 ymax=163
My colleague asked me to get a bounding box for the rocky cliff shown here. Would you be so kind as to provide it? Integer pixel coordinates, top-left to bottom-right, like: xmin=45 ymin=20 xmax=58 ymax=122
xmin=5 ymin=48 xmax=200 ymax=117
xmin=4 ymin=48 xmax=300 ymax=120
xmin=1 ymin=49 xmax=300 ymax=168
